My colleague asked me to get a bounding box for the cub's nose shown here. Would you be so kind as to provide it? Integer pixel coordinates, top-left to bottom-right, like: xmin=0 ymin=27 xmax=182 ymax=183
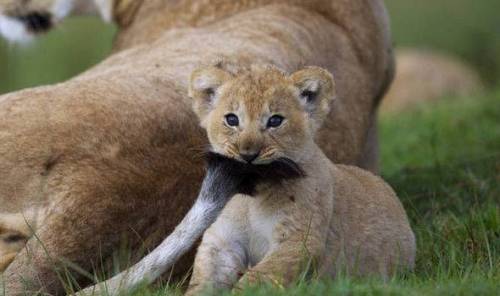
xmin=240 ymin=153 xmax=259 ymax=163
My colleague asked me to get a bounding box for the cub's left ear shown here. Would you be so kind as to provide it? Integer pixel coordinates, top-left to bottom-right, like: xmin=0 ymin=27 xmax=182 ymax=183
xmin=188 ymin=66 xmax=232 ymax=126
xmin=289 ymin=67 xmax=335 ymax=126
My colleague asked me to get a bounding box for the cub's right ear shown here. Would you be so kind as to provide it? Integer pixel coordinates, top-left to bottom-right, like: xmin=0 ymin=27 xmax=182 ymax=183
xmin=289 ymin=66 xmax=335 ymax=130
xmin=189 ymin=67 xmax=232 ymax=126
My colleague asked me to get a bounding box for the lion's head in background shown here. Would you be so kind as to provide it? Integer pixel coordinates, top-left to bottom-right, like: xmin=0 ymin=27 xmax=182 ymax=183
xmin=0 ymin=0 xmax=113 ymax=43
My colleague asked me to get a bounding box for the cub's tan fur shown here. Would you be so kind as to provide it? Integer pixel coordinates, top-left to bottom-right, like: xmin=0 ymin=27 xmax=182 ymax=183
xmin=185 ymin=64 xmax=415 ymax=294
xmin=0 ymin=1 xmax=394 ymax=294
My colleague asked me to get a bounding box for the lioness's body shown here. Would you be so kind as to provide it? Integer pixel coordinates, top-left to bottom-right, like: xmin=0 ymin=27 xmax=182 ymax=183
xmin=0 ymin=0 xmax=394 ymax=294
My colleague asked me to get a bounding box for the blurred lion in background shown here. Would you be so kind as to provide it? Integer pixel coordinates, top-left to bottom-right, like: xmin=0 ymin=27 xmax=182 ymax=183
xmin=0 ymin=0 xmax=139 ymax=42
xmin=381 ymin=48 xmax=484 ymax=113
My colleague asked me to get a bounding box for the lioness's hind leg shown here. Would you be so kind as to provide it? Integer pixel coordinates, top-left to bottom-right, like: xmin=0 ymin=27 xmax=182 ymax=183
xmin=0 ymin=253 xmax=17 ymax=272
xmin=1 ymin=169 xmax=164 ymax=295
xmin=0 ymin=213 xmax=32 ymax=273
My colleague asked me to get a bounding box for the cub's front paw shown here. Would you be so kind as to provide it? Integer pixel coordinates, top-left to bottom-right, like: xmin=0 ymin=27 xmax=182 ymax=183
xmin=234 ymin=271 xmax=284 ymax=292
xmin=185 ymin=282 xmax=206 ymax=296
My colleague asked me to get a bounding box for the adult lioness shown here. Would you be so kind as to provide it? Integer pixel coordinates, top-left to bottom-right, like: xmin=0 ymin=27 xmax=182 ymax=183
xmin=0 ymin=1 xmax=394 ymax=295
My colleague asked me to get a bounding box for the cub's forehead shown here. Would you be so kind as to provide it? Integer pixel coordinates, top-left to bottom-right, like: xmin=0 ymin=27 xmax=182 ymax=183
xmin=221 ymin=70 xmax=298 ymax=107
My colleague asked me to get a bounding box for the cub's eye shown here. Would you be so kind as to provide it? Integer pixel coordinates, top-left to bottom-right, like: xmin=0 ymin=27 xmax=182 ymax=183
xmin=267 ymin=115 xmax=284 ymax=128
xmin=225 ymin=113 xmax=239 ymax=127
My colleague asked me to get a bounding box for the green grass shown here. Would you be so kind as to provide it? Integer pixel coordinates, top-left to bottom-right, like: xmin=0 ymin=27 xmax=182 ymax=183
xmin=129 ymin=90 xmax=499 ymax=296
xmin=380 ymin=90 xmax=500 ymax=175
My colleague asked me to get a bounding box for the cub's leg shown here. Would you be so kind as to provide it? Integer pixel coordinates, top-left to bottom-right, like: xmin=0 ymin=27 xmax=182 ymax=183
xmin=236 ymin=201 xmax=332 ymax=289
xmin=186 ymin=196 xmax=249 ymax=296
xmin=237 ymin=235 xmax=322 ymax=289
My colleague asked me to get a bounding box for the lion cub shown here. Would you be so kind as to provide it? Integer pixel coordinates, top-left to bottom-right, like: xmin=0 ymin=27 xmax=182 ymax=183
xmin=186 ymin=64 xmax=416 ymax=294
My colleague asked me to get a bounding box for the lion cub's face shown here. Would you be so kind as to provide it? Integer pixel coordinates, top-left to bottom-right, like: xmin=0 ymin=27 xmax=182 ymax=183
xmin=189 ymin=65 xmax=335 ymax=164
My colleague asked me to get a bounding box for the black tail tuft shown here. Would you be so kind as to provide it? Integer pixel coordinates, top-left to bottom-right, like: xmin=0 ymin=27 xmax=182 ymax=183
xmin=205 ymin=152 xmax=305 ymax=196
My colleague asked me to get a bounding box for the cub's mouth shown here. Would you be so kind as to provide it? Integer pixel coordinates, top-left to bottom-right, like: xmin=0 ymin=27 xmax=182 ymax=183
xmin=16 ymin=12 xmax=53 ymax=33
xmin=205 ymin=152 xmax=306 ymax=196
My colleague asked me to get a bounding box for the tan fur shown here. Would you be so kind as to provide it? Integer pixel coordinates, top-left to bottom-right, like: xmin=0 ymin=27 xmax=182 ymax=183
xmin=0 ymin=1 xmax=395 ymax=294
xmin=185 ymin=65 xmax=415 ymax=294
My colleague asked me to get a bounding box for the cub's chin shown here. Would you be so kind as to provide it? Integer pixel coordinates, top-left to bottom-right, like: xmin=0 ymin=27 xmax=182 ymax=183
xmin=0 ymin=12 xmax=53 ymax=43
